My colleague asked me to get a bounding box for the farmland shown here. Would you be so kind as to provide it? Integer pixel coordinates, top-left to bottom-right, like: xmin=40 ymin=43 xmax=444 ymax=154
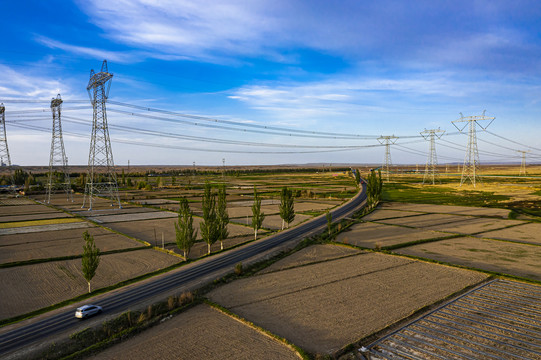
xmin=0 ymin=169 xmax=356 ymax=323
xmin=1 ymin=165 xmax=540 ymax=359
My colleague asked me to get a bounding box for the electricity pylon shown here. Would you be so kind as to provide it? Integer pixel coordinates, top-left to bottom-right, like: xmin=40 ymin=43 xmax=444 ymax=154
xmin=452 ymin=111 xmax=494 ymax=187
xmin=0 ymin=103 xmax=14 ymax=190
xmin=517 ymin=150 xmax=530 ymax=176
xmin=378 ymin=135 xmax=398 ymax=181
xmin=82 ymin=60 xmax=121 ymax=210
xmin=46 ymin=94 xmax=73 ymax=204
xmin=420 ymin=128 xmax=445 ymax=185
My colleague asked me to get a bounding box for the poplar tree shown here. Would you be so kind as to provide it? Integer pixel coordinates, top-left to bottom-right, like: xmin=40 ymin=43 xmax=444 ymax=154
xmin=81 ymin=231 xmax=100 ymax=293
xmin=200 ymin=183 xmax=218 ymax=255
xmin=251 ymin=187 xmax=265 ymax=240
xmin=175 ymin=197 xmax=198 ymax=260
xmin=217 ymin=185 xmax=229 ymax=250
xmin=279 ymin=186 xmax=295 ymax=229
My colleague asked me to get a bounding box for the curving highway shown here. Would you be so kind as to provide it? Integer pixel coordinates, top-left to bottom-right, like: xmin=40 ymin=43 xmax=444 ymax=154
xmin=0 ymin=183 xmax=367 ymax=358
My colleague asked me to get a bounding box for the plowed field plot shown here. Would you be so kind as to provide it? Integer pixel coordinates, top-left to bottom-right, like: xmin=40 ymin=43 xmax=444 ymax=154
xmin=91 ymin=304 xmax=301 ymax=360
xmin=0 ymin=249 xmax=179 ymax=320
xmin=0 ymin=221 xmax=91 ymax=235
xmin=377 ymin=213 xmax=525 ymax=234
xmin=361 ymin=209 xmax=424 ymax=221
xmin=396 ymin=237 xmax=541 ymax=281
xmin=368 ymin=279 xmax=541 ymax=360
xmin=0 ymin=198 xmax=35 ymax=205
xmin=0 ymin=227 xmax=142 ymax=264
xmin=380 ymin=202 xmax=512 ymax=218
xmin=231 ymin=213 xmax=311 ymax=230
xmin=335 ymin=222 xmax=450 ymax=249
xmin=259 ymin=244 xmax=361 ymax=274
xmin=478 ymin=222 xmax=541 ymax=245
xmin=208 ymin=253 xmax=487 ymax=355
xmin=108 ymin=217 xmax=259 ymax=246
xmin=0 ymin=204 xmax=60 ymax=216
xmin=88 ymin=210 xmax=177 ymax=223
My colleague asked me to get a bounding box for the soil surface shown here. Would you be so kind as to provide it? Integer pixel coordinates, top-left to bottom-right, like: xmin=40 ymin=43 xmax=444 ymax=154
xmin=208 ymin=253 xmax=487 ymax=354
xmin=396 ymin=236 xmax=541 ymax=281
xmin=477 ymin=222 xmax=541 ymax=245
xmin=260 ymin=244 xmax=362 ymax=274
xmin=0 ymin=249 xmax=180 ymax=320
xmin=0 ymin=227 xmax=142 ymax=264
xmin=335 ymin=222 xmax=449 ymax=248
xmin=90 ymin=304 xmax=300 ymax=360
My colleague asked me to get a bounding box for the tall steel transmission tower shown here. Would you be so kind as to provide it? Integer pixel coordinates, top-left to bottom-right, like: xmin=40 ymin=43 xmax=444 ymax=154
xmin=517 ymin=150 xmax=530 ymax=176
xmin=0 ymin=103 xmax=12 ymax=169
xmin=452 ymin=111 xmax=494 ymax=187
xmin=82 ymin=60 xmax=121 ymax=210
xmin=378 ymin=135 xmax=398 ymax=181
xmin=46 ymin=94 xmax=73 ymax=204
xmin=420 ymin=128 xmax=445 ymax=185
xmin=0 ymin=103 xmax=14 ymax=189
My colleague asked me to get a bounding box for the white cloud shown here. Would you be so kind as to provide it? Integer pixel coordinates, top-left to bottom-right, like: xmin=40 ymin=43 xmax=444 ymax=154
xmin=0 ymin=64 xmax=65 ymax=99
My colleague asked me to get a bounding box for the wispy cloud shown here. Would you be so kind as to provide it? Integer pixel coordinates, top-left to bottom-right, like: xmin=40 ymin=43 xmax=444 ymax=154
xmin=72 ymin=0 xmax=541 ymax=73
xmin=36 ymin=36 xmax=142 ymax=64
xmin=0 ymin=64 xmax=65 ymax=99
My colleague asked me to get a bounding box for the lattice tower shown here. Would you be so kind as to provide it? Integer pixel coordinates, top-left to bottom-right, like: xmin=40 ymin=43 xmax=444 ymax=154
xmin=452 ymin=111 xmax=494 ymax=187
xmin=0 ymin=103 xmax=14 ymax=189
xmin=378 ymin=135 xmax=398 ymax=181
xmin=82 ymin=60 xmax=121 ymax=210
xmin=517 ymin=150 xmax=530 ymax=176
xmin=46 ymin=95 xmax=73 ymax=204
xmin=420 ymin=128 xmax=445 ymax=185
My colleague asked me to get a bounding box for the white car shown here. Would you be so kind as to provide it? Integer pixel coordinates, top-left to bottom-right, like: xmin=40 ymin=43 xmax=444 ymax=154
xmin=75 ymin=304 xmax=102 ymax=319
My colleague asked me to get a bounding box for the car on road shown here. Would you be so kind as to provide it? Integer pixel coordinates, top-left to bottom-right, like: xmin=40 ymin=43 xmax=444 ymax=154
xmin=75 ymin=305 xmax=102 ymax=319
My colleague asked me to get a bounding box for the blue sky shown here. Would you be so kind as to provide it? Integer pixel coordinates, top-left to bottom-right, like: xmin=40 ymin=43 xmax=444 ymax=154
xmin=2 ymin=0 xmax=541 ymax=166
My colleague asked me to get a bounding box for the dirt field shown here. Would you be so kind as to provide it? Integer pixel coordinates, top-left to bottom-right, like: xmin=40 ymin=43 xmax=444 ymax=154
xmin=335 ymin=222 xmax=450 ymax=248
xmin=477 ymin=222 xmax=541 ymax=245
xmin=361 ymin=209 xmax=424 ymax=221
xmin=208 ymin=252 xmax=487 ymax=354
xmin=0 ymin=221 xmax=92 ymax=235
xmin=107 ymin=216 xmax=259 ymax=246
xmin=379 ymin=202 xmax=513 ymax=218
xmin=88 ymin=210 xmax=177 ymax=223
xmin=0 ymin=204 xmax=62 ymax=216
xmin=0 ymin=227 xmax=142 ymax=264
xmin=395 ymin=237 xmax=541 ymax=281
xmin=0 ymin=249 xmax=180 ymax=320
xmin=260 ymin=244 xmax=362 ymax=274
xmin=231 ymin=213 xmax=311 ymax=230
xmin=91 ymin=304 xmax=300 ymax=360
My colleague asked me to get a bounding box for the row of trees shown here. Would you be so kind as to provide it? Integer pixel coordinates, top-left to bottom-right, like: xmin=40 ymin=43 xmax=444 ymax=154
xmin=174 ymin=184 xmax=295 ymax=260
xmin=366 ymin=169 xmax=383 ymax=209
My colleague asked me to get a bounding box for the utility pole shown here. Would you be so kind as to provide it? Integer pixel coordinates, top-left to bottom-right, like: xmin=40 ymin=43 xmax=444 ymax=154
xmin=46 ymin=94 xmax=72 ymax=204
xmin=222 ymin=158 xmax=225 ymax=179
xmin=0 ymin=103 xmax=14 ymax=189
xmin=452 ymin=111 xmax=494 ymax=187
xmin=82 ymin=60 xmax=121 ymax=210
xmin=517 ymin=150 xmax=530 ymax=176
xmin=420 ymin=128 xmax=445 ymax=185
xmin=378 ymin=135 xmax=398 ymax=181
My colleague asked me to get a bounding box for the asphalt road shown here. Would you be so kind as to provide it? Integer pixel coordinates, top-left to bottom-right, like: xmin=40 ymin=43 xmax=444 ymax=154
xmin=0 ymin=183 xmax=367 ymax=357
